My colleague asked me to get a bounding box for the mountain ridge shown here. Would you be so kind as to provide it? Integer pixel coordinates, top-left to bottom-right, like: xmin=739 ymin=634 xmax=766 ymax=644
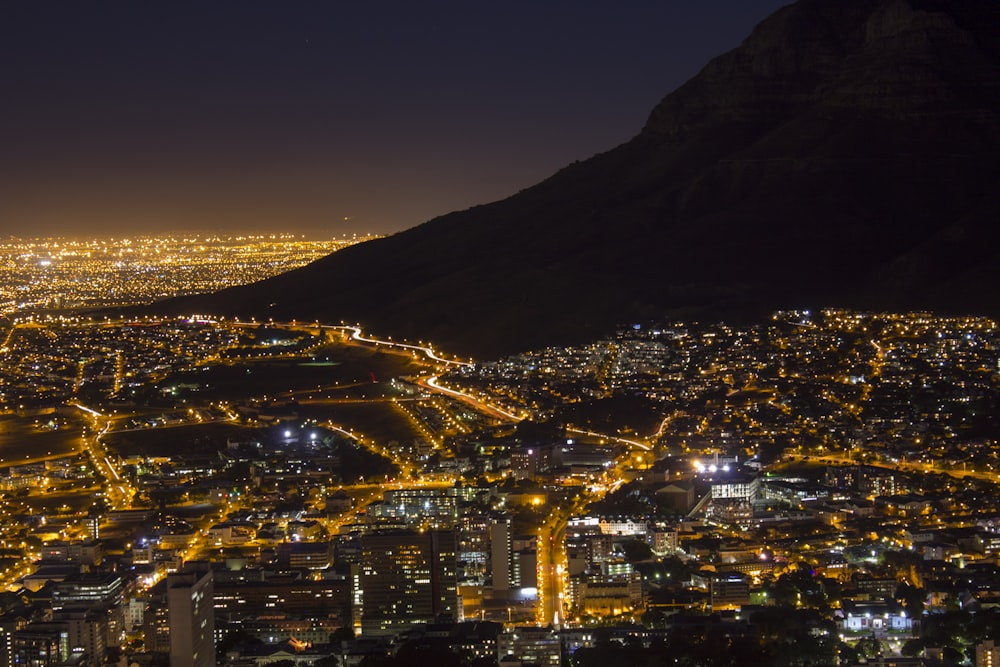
xmin=150 ymin=0 xmax=1000 ymax=358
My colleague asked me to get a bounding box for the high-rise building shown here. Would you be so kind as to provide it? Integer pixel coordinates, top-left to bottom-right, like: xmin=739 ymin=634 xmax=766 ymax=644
xmin=84 ymin=507 xmax=101 ymax=541
xmin=213 ymin=575 xmax=351 ymax=619
xmin=167 ymin=565 xmax=215 ymax=667
xmin=978 ymin=639 xmax=1000 ymax=667
xmin=51 ymin=572 xmax=124 ymax=610
xmin=54 ymin=607 xmax=108 ymax=665
xmin=491 ymin=521 xmax=537 ymax=598
xmin=11 ymin=625 xmax=68 ymax=666
xmin=491 ymin=522 xmax=513 ymax=592
xmin=358 ymin=529 xmax=459 ymax=636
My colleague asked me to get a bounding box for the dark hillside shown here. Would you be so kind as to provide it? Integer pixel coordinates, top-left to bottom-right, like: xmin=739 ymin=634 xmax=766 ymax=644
xmin=153 ymin=0 xmax=1000 ymax=358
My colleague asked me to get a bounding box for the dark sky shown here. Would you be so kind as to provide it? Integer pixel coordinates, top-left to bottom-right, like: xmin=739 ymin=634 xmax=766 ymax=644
xmin=1 ymin=1 xmax=788 ymax=238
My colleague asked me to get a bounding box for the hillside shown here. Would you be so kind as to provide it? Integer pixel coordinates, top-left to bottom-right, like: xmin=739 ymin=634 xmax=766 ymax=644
xmin=153 ymin=0 xmax=1000 ymax=358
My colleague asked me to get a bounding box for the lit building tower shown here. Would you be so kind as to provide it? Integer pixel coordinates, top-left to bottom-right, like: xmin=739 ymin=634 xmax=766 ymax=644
xmin=85 ymin=506 xmax=101 ymax=540
xmin=167 ymin=564 xmax=215 ymax=667
xmin=11 ymin=625 xmax=69 ymax=666
xmin=0 ymin=615 xmax=19 ymax=667
xmin=490 ymin=520 xmax=537 ymax=603
xmin=358 ymin=529 xmax=459 ymax=636
xmin=978 ymin=640 xmax=1000 ymax=667
xmin=491 ymin=521 xmax=513 ymax=593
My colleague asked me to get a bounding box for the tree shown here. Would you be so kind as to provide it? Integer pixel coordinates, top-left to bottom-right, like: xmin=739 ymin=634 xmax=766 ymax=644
xmin=854 ymin=635 xmax=882 ymax=659
xmin=330 ymin=626 xmax=355 ymax=643
xmin=901 ymin=638 xmax=924 ymax=657
xmin=894 ymin=582 xmax=926 ymax=617
xmin=642 ymin=607 xmax=670 ymax=628
xmin=620 ymin=539 xmax=653 ymax=563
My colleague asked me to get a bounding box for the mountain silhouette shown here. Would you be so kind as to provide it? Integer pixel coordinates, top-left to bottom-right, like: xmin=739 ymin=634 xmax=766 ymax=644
xmin=153 ymin=0 xmax=1000 ymax=358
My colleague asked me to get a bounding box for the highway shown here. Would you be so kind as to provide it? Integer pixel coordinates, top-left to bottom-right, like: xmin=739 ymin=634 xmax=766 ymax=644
xmin=422 ymin=375 xmax=524 ymax=421
xmin=72 ymin=403 xmax=136 ymax=510
xmin=328 ymin=325 xmax=473 ymax=368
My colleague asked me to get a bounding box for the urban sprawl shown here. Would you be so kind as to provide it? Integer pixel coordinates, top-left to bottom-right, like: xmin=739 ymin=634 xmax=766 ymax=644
xmin=1 ymin=237 xmax=999 ymax=666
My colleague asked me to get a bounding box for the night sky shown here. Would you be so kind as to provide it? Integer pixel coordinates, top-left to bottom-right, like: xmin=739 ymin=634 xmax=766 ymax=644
xmin=2 ymin=1 xmax=788 ymax=239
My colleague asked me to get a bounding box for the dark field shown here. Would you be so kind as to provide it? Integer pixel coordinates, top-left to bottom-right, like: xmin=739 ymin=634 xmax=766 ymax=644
xmin=8 ymin=339 xmax=433 ymax=464
xmin=296 ymin=401 xmax=425 ymax=445
xmin=0 ymin=414 xmax=86 ymax=464
xmin=104 ymin=422 xmax=252 ymax=458
xmin=22 ymin=486 xmax=98 ymax=515
xmin=105 ymin=400 xmax=424 ymax=457
xmin=157 ymin=344 xmax=427 ymax=402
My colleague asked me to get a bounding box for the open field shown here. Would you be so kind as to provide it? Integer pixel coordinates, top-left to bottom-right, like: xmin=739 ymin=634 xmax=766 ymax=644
xmin=104 ymin=422 xmax=257 ymax=458
xmin=158 ymin=344 xmax=427 ymax=402
xmin=20 ymin=487 xmax=98 ymax=515
xmin=296 ymin=402 xmax=425 ymax=445
xmin=0 ymin=414 xmax=85 ymax=464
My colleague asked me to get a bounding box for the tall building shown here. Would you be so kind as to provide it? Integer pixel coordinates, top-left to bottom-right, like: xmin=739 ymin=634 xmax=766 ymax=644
xmin=11 ymin=625 xmax=68 ymax=666
xmin=84 ymin=507 xmax=101 ymax=541
xmin=167 ymin=565 xmax=215 ymax=667
xmin=213 ymin=575 xmax=351 ymax=619
xmin=51 ymin=572 xmax=124 ymax=610
xmin=358 ymin=529 xmax=459 ymax=636
xmin=54 ymin=607 xmax=108 ymax=665
xmin=978 ymin=640 xmax=1000 ymax=667
xmin=142 ymin=592 xmax=171 ymax=654
xmin=491 ymin=522 xmax=513 ymax=592
xmin=491 ymin=521 xmax=537 ymax=597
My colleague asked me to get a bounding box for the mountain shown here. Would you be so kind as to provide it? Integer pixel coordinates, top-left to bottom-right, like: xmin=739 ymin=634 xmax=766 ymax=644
xmin=154 ymin=0 xmax=1000 ymax=358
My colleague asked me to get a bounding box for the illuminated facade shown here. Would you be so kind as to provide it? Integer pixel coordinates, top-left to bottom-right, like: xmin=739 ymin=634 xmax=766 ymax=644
xmin=167 ymin=565 xmax=215 ymax=667
xmin=977 ymin=639 xmax=1000 ymax=667
xmin=358 ymin=529 xmax=459 ymax=635
xmin=498 ymin=626 xmax=561 ymax=667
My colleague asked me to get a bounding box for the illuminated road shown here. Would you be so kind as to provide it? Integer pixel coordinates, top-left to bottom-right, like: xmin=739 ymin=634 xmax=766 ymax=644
xmin=73 ymin=403 xmax=135 ymax=509
xmin=0 ymin=322 xmax=16 ymax=352
xmin=215 ymin=320 xmax=653 ymax=627
xmin=788 ymin=451 xmax=1000 ymax=484
xmin=422 ymin=375 xmax=523 ymax=421
xmin=329 ymin=325 xmax=473 ymax=368
xmin=0 ymin=320 xmax=45 ymax=353
xmin=421 ymin=374 xmax=655 ymax=460
xmin=264 ymin=322 xmax=653 ymax=456
xmin=565 ymin=426 xmax=651 ymax=452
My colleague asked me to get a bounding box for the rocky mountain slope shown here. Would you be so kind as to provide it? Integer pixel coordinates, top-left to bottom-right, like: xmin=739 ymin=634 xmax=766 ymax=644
xmin=154 ymin=0 xmax=1000 ymax=358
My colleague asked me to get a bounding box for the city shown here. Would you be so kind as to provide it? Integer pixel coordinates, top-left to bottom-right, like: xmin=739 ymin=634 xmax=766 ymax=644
xmin=0 ymin=235 xmax=377 ymax=318
xmin=6 ymin=0 xmax=1000 ymax=664
xmin=1 ymin=240 xmax=1000 ymax=666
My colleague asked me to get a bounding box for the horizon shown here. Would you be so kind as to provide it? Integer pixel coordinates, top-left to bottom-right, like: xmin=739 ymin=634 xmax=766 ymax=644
xmin=0 ymin=231 xmax=379 ymax=242
xmin=2 ymin=1 xmax=787 ymax=239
